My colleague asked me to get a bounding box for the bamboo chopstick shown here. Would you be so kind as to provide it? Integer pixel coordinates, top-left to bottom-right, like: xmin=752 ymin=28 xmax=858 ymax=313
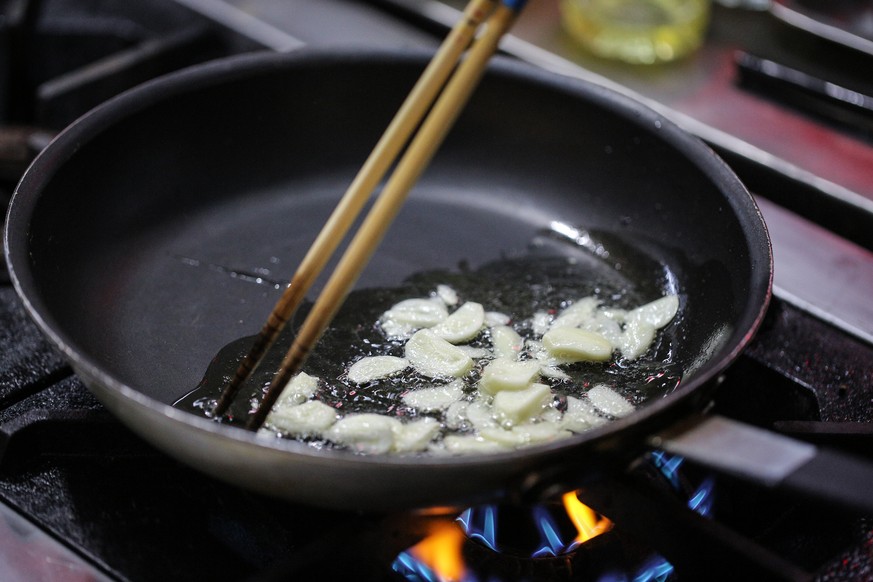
xmin=245 ymin=1 xmax=526 ymax=430
xmin=211 ymin=0 xmax=500 ymax=419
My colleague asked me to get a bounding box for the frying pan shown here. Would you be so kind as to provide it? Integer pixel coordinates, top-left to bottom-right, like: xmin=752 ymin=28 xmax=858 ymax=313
xmin=6 ymin=49 xmax=869 ymax=512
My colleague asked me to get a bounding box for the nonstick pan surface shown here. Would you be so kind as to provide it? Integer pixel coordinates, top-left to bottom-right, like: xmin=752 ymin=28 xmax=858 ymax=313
xmin=5 ymin=50 xmax=771 ymax=510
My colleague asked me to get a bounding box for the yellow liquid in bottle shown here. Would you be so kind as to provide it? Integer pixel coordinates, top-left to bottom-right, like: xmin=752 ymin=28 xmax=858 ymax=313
xmin=560 ymin=0 xmax=711 ymax=64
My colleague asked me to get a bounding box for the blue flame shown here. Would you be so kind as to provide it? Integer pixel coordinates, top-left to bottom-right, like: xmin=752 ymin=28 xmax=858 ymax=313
xmin=393 ymin=550 xmax=442 ymax=582
xmin=687 ymin=476 xmax=716 ymax=517
xmin=457 ymin=505 xmax=498 ymax=551
xmin=633 ymin=555 xmax=675 ymax=582
xmin=598 ymin=454 xmax=716 ymax=582
xmin=649 ymin=450 xmax=684 ymax=491
xmin=395 ymin=452 xmax=717 ymax=582
xmin=531 ymin=505 xmax=568 ymax=558
xmin=650 ymin=451 xmax=714 ymax=518
xmin=599 ymin=556 xmax=674 ymax=582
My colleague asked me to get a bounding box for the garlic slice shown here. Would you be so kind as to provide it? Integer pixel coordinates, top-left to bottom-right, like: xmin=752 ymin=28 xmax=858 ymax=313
xmin=478 ymin=358 xmax=541 ymax=395
xmin=444 ymin=400 xmax=470 ymax=430
xmin=466 ymin=400 xmax=499 ymax=430
xmin=393 ymin=418 xmax=441 ymax=452
xmin=493 ymin=382 xmax=553 ymax=425
xmin=539 ymin=365 xmax=571 ymax=381
xmin=267 ymin=400 xmax=338 ymax=436
xmin=551 ymin=297 xmax=599 ymax=329
xmin=626 ymin=295 xmax=679 ymax=329
xmin=618 ymin=320 xmax=657 ymax=360
xmin=430 ymin=301 xmax=485 ymax=344
xmin=324 ymin=414 xmax=401 ymax=455
xmin=480 ymin=422 xmax=570 ymax=447
xmin=588 ymin=384 xmax=635 ymax=418
xmin=274 ymin=372 xmax=319 ymax=408
xmin=347 ymin=355 xmax=408 ymax=384
xmin=580 ymin=312 xmax=623 ymax=347
xmin=402 ymin=379 xmax=464 ymax=411
xmin=562 ymin=396 xmax=609 ymax=432
xmin=531 ymin=311 xmax=552 ymax=336
xmin=439 ymin=434 xmax=509 ymax=454
xmin=542 ymin=327 xmax=613 ymax=362
xmin=456 ymin=345 xmax=491 ymax=359
xmin=491 ymin=325 xmax=523 ymax=360
xmin=380 ymin=298 xmax=448 ymax=338
xmin=405 ymin=329 xmax=474 ymax=378
xmin=436 ymin=284 xmax=459 ymax=306
xmin=485 ymin=311 xmax=511 ymax=327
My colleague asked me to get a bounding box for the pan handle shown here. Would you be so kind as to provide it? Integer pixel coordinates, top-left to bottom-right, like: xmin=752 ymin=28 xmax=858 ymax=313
xmin=651 ymin=414 xmax=873 ymax=514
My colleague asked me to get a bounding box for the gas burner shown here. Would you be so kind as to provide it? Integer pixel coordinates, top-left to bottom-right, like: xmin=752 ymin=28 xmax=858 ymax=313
xmin=392 ymin=452 xmax=714 ymax=582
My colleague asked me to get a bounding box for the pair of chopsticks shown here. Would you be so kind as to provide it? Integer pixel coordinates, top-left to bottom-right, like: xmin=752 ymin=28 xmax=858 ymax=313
xmin=212 ymin=0 xmax=528 ymax=430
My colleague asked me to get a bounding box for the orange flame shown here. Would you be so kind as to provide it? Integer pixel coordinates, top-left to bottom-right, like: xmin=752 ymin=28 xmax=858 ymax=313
xmin=406 ymin=493 xmax=610 ymax=581
xmin=562 ymin=491 xmax=613 ymax=544
xmin=409 ymin=521 xmax=468 ymax=581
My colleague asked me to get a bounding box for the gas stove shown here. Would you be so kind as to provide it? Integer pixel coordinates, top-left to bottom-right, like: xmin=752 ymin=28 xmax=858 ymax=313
xmin=1 ymin=0 xmax=872 ymax=580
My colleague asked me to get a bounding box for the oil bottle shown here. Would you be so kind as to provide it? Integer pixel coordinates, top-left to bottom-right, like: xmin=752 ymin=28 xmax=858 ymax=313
xmin=560 ymin=0 xmax=711 ymax=64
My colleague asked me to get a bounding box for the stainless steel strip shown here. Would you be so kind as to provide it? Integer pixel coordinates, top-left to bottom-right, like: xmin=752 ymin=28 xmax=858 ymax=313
xmin=652 ymin=415 xmax=818 ymax=485
xmin=757 ymin=196 xmax=873 ymax=347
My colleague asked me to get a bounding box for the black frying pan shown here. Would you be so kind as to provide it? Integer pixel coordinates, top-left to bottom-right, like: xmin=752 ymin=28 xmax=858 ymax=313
xmin=5 ymin=50 xmax=866 ymax=512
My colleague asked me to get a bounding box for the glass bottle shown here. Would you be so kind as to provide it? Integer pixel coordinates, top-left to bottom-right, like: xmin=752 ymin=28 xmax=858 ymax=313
xmin=560 ymin=0 xmax=711 ymax=64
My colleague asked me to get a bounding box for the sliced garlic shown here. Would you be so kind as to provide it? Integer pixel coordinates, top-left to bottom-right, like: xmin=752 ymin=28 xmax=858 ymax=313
xmin=599 ymin=307 xmax=627 ymax=322
xmin=324 ymin=414 xmax=401 ymax=455
xmin=267 ymin=400 xmax=338 ymax=436
xmin=618 ymin=320 xmax=657 ymax=360
xmin=478 ymin=358 xmax=541 ymax=395
xmin=626 ymin=295 xmax=679 ymax=329
xmin=540 ymin=406 xmax=563 ymax=424
xmin=542 ymin=327 xmax=613 ymax=363
xmin=580 ymin=312 xmax=623 ymax=347
xmin=436 ymin=284 xmax=459 ymax=306
xmin=380 ymin=298 xmax=448 ymax=337
xmin=485 ymin=311 xmax=511 ymax=327
xmin=588 ymin=384 xmax=635 ymax=418
xmin=405 ymin=329 xmax=474 ymax=378
xmin=539 ymin=364 xmax=571 ymax=381
xmin=444 ymin=400 xmax=470 ymax=430
xmin=491 ymin=325 xmax=523 ymax=360
xmin=562 ymin=396 xmax=609 ymax=432
xmin=440 ymin=434 xmax=509 ymax=454
xmin=466 ymin=400 xmax=498 ymax=430
xmin=480 ymin=422 xmax=570 ymax=447
xmin=531 ymin=311 xmax=552 ymax=337
xmin=456 ymin=345 xmax=491 ymax=359
xmin=527 ymin=339 xmax=561 ymax=369
xmin=492 ymin=382 xmax=553 ymax=425
xmin=402 ymin=379 xmax=464 ymax=411
xmin=430 ymin=301 xmax=485 ymax=344
xmin=274 ymin=372 xmax=319 ymax=408
xmin=347 ymin=355 xmax=408 ymax=384
xmin=551 ymin=297 xmax=599 ymax=329
xmin=393 ymin=417 xmax=441 ymax=452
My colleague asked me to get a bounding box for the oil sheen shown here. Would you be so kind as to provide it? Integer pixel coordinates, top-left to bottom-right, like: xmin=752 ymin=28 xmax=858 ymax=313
xmin=176 ymin=225 xmax=684 ymax=453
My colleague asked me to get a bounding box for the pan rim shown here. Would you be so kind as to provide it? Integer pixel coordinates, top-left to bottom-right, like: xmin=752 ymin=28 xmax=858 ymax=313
xmin=4 ymin=48 xmax=773 ymax=474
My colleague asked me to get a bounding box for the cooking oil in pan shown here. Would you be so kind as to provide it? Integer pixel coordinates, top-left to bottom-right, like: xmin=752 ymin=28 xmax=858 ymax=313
xmin=176 ymin=236 xmax=684 ymax=453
